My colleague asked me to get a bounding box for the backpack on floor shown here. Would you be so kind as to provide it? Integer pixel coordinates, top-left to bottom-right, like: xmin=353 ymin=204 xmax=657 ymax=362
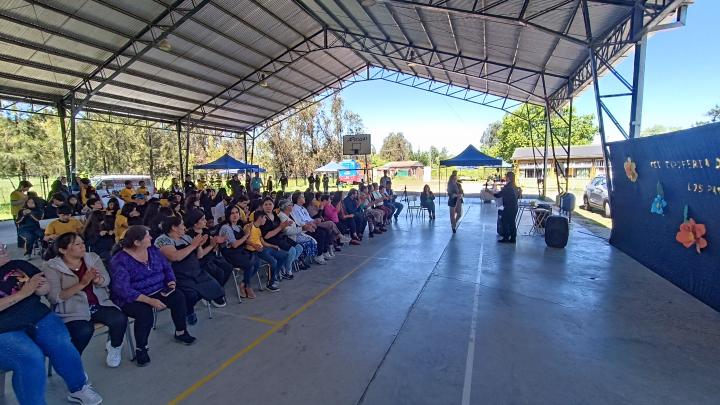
xmin=544 ymin=215 xmax=569 ymax=248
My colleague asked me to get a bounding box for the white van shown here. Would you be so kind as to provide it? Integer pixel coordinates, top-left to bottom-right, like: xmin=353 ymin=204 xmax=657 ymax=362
xmin=91 ymin=175 xmax=157 ymax=207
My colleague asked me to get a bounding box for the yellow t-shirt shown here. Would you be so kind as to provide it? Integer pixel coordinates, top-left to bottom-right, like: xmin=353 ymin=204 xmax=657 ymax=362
xmin=114 ymin=214 xmax=128 ymax=242
xmin=136 ymin=186 xmax=149 ymax=196
xmin=10 ymin=190 xmax=26 ymax=218
xmin=44 ymin=218 xmax=83 ymax=237
xmin=244 ymin=225 xmax=263 ymax=252
xmin=159 ymin=198 xmax=170 ymax=207
xmin=119 ymin=187 xmax=134 ymax=203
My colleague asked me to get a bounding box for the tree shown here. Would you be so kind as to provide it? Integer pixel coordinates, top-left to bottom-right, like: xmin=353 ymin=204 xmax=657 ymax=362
xmin=707 ymin=104 xmax=720 ymax=123
xmin=480 ymin=120 xmax=501 ymax=150
xmin=484 ymin=104 xmax=597 ymax=162
xmin=379 ymin=132 xmax=412 ymax=161
xmin=410 ymin=149 xmax=430 ymax=166
xmin=641 ymin=124 xmax=681 ymax=137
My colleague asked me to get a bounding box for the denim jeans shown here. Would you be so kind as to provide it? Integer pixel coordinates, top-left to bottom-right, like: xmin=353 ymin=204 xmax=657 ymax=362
xmin=18 ymin=228 xmax=43 ymax=255
xmin=283 ymin=245 xmax=303 ymax=275
xmin=255 ymin=247 xmax=288 ymax=282
xmin=0 ymin=312 xmax=87 ymax=405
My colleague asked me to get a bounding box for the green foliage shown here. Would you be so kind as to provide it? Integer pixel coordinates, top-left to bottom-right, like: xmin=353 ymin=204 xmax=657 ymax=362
xmin=0 ymin=112 xmax=65 ymax=177
xmin=482 ymin=104 xmax=597 ymax=162
xmin=641 ymin=124 xmax=682 ymax=137
xmin=379 ymin=132 xmax=412 ymax=161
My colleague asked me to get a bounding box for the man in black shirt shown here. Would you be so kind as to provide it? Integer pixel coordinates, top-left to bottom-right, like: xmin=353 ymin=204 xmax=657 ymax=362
xmin=280 ymin=173 xmax=288 ymax=192
xmin=307 ymin=174 xmax=315 ymax=192
xmin=43 ymin=193 xmax=66 ymax=219
xmin=183 ymin=174 xmax=196 ymax=194
xmin=227 ymin=174 xmax=243 ymax=197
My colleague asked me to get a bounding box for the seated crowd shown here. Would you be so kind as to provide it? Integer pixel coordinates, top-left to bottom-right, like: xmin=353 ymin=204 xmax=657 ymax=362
xmin=2 ymin=176 xmax=405 ymax=405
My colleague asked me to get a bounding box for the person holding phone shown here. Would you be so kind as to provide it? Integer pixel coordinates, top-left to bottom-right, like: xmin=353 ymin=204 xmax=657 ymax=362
xmin=43 ymin=232 xmax=128 ymax=368
xmin=110 ymin=225 xmax=196 ymax=367
xmin=0 ymin=244 xmax=103 ymax=405
xmin=259 ymin=197 xmax=303 ymax=280
xmin=155 ymin=216 xmax=226 ymax=325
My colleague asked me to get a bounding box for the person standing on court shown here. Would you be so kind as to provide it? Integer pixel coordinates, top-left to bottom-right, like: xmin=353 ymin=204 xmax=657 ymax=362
xmin=447 ymin=171 xmax=461 ymax=233
xmin=322 ymin=174 xmax=329 ymax=194
xmin=307 ymin=173 xmax=315 ymax=192
xmin=494 ymin=172 xmax=519 ymax=243
xmin=380 ymin=170 xmax=391 ymax=188
xmin=280 ymin=173 xmax=288 ymax=192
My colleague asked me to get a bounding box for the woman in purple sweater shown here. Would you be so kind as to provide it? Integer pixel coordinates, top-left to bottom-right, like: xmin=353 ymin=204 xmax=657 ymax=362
xmin=110 ymin=225 xmax=196 ymax=367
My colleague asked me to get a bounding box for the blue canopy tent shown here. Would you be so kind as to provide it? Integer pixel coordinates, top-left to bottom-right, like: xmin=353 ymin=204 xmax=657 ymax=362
xmin=440 ymin=145 xmax=502 ymax=167
xmin=438 ymin=145 xmax=504 ymax=198
xmin=193 ymin=153 xmax=259 ymax=171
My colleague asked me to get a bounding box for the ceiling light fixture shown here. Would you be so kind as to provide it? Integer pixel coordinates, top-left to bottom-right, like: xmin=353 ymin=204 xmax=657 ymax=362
xmin=157 ymin=38 xmax=172 ymax=52
xmin=259 ymin=73 xmax=269 ymax=88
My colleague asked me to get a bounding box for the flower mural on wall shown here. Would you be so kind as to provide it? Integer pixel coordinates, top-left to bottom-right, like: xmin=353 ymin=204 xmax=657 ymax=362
xmin=675 ymin=206 xmax=707 ymax=254
xmin=650 ymin=182 xmax=667 ymax=215
xmin=624 ymin=157 xmax=638 ymax=182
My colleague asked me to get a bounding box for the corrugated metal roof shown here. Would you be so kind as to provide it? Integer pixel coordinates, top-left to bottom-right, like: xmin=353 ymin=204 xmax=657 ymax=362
xmin=0 ymin=0 xmax=687 ymax=133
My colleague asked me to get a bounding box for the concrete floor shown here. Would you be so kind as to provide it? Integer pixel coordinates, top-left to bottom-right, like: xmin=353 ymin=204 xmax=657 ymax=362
xmin=2 ymin=200 xmax=720 ymax=405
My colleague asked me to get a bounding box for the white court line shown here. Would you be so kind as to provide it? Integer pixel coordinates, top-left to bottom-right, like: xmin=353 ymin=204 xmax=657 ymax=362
xmin=461 ymin=224 xmax=485 ymax=405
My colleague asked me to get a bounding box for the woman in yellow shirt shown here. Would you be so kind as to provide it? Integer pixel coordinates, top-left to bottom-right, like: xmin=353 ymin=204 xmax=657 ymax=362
xmin=242 ymin=211 xmax=288 ymax=292
xmin=114 ymin=203 xmax=142 ymax=242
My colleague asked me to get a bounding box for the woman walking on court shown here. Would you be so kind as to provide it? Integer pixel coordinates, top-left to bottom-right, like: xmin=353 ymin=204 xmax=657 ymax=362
xmin=494 ymin=172 xmax=519 ymax=243
xmin=447 ymin=171 xmax=461 ymax=233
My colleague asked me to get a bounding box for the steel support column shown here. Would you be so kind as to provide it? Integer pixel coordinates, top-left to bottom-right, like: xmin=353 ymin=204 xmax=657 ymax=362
xmin=185 ymin=118 xmax=191 ymax=178
xmin=629 ymin=41 xmax=647 ymax=137
xmin=57 ymin=102 xmax=71 ymax=181
xmin=250 ymin=136 xmax=255 ymax=165
xmin=147 ymin=128 xmax=154 ymax=180
xmin=566 ymin=98 xmax=573 ymax=193
xmin=542 ymin=108 xmax=550 ymax=199
xmin=176 ymin=121 xmax=184 ymax=180
xmin=243 ymin=133 xmax=248 ymax=163
xmin=583 ymin=0 xmax=614 ymax=203
xmin=68 ymin=94 xmax=77 ymax=186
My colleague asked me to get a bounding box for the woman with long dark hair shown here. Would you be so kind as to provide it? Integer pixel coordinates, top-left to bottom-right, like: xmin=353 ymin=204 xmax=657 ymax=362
xmin=155 ymin=216 xmax=225 ymax=325
xmin=259 ymin=197 xmax=302 ymax=279
xmin=16 ymin=197 xmax=44 ymax=259
xmin=447 ymin=170 xmax=461 ymax=233
xmin=83 ymin=211 xmax=116 ymax=264
xmin=219 ymin=206 xmax=260 ymax=299
xmin=115 ymin=202 xmax=142 ymax=242
xmin=494 ymin=172 xmax=519 ymax=244
xmin=43 ymin=232 xmax=128 ymax=367
xmin=111 ymin=225 xmax=196 ymax=366
xmin=185 ymin=209 xmax=234 ymax=288
xmin=420 ymin=184 xmax=436 ymax=220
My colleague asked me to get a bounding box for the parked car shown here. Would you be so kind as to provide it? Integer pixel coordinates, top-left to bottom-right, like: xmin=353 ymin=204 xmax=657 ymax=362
xmin=583 ymin=175 xmax=611 ymax=217
xmin=91 ymin=175 xmax=156 ymax=207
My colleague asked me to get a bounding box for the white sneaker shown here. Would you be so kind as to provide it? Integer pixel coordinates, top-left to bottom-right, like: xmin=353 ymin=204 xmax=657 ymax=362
xmin=340 ymin=235 xmax=352 ymax=243
xmin=68 ymin=383 xmax=103 ymax=405
xmin=313 ymin=256 xmax=326 ymax=265
xmin=323 ymin=252 xmax=333 ymax=260
xmin=327 ymin=248 xmax=335 ymax=258
xmin=105 ymin=340 xmax=122 ymax=368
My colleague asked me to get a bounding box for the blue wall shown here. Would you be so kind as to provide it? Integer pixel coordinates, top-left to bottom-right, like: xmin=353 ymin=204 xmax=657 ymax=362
xmin=608 ymin=123 xmax=720 ymax=311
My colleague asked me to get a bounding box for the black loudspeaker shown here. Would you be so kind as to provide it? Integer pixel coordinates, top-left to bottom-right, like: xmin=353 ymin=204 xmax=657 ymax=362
xmin=545 ymin=215 xmax=569 ymax=248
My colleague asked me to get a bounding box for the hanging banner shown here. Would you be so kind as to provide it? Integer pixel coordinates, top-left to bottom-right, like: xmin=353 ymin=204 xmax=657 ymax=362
xmin=608 ymin=123 xmax=720 ymax=311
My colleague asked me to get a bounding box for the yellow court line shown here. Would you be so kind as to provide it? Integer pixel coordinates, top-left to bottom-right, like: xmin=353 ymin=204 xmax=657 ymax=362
xmin=168 ymin=255 xmax=374 ymax=404
xmin=244 ymin=316 xmax=280 ymax=326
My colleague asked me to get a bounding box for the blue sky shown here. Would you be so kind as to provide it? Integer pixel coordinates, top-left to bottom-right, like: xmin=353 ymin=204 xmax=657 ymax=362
xmin=338 ymin=0 xmax=719 ymax=155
